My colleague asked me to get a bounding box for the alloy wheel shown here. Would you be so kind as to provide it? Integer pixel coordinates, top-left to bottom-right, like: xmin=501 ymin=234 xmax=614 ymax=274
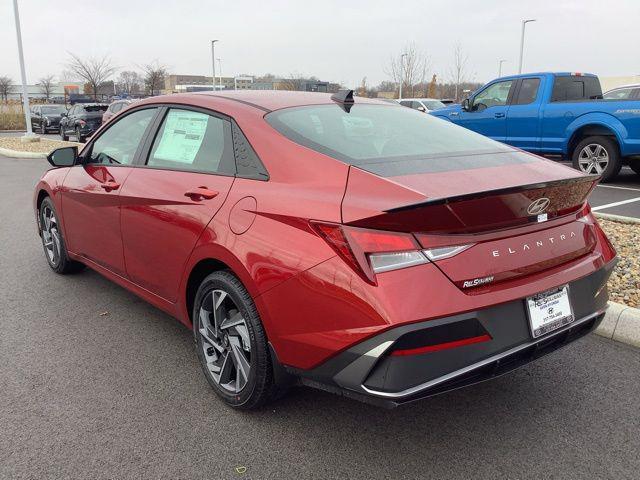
xmin=41 ymin=205 xmax=61 ymax=265
xmin=198 ymin=289 xmax=251 ymax=394
xmin=578 ymin=143 xmax=609 ymax=175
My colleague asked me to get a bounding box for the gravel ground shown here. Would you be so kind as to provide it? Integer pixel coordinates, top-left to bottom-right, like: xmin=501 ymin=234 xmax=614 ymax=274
xmin=0 ymin=136 xmax=81 ymax=153
xmin=599 ymin=218 xmax=640 ymax=308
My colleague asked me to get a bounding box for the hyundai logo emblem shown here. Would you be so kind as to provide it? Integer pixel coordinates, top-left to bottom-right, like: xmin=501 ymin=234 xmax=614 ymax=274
xmin=527 ymin=197 xmax=551 ymax=215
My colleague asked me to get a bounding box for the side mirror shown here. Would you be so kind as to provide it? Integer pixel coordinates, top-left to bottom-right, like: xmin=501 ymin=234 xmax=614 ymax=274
xmin=461 ymin=98 xmax=470 ymax=111
xmin=60 ymin=112 xmax=67 ymax=117
xmin=47 ymin=146 xmax=78 ymax=167
xmin=417 ymin=106 xmax=426 ymax=112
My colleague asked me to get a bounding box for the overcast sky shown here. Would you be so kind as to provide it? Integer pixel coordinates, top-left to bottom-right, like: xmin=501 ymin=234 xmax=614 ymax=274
xmin=1 ymin=0 xmax=639 ymax=88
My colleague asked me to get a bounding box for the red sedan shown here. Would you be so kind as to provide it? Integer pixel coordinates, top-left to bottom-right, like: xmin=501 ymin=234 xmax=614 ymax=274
xmin=35 ymin=90 xmax=616 ymax=409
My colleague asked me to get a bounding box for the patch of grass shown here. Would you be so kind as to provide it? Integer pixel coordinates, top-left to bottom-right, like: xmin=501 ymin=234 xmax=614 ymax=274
xmin=0 ymin=103 xmax=26 ymax=130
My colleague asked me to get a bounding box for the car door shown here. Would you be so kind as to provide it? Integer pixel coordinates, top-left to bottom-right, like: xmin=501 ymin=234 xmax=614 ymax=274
xmin=505 ymin=77 xmax=543 ymax=151
xmin=456 ymin=79 xmax=515 ymax=141
xmin=61 ymin=107 xmax=159 ymax=276
xmin=119 ymin=107 xmax=236 ymax=302
xmin=64 ymin=105 xmax=77 ymax=134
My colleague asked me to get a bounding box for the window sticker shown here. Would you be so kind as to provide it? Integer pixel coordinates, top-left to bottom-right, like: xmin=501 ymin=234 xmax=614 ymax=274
xmin=154 ymin=110 xmax=209 ymax=164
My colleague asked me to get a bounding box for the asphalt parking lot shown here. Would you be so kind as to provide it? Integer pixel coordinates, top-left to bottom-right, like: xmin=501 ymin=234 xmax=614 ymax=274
xmin=1 ymin=154 xmax=640 ymax=479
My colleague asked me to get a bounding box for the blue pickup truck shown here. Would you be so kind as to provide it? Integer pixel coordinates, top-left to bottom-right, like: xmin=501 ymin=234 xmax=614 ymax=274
xmin=431 ymin=72 xmax=640 ymax=181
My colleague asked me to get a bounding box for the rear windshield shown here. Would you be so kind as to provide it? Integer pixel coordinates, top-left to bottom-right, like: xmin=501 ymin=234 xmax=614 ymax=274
xmin=266 ymin=104 xmax=512 ymax=168
xmin=551 ymin=76 xmax=602 ymax=102
xmin=424 ymin=100 xmax=446 ymax=110
xmin=84 ymin=105 xmax=108 ymax=112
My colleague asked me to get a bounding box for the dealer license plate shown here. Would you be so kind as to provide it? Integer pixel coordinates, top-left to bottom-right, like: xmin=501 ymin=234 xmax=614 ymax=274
xmin=526 ymin=286 xmax=574 ymax=338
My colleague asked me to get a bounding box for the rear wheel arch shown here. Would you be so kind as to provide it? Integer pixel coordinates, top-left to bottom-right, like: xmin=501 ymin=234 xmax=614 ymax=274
xmin=567 ymin=124 xmax=619 ymax=158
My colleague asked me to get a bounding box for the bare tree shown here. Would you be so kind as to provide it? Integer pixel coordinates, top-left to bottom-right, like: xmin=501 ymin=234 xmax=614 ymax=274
xmin=141 ymin=62 xmax=167 ymax=96
xmin=117 ymin=70 xmax=143 ymax=95
xmin=66 ymin=53 xmax=116 ymax=100
xmin=448 ymin=43 xmax=469 ymax=102
xmin=386 ymin=43 xmax=431 ymax=98
xmin=279 ymin=74 xmax=305 ymax=91
xmin=38 ymin=75 xmax=55 ymax=100
xmin=0 ymin=76 xmax=13 ymax=103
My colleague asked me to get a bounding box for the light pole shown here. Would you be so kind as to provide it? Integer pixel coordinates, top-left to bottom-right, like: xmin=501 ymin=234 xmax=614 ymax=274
xmin=498 ymin=59 xmax=507 ymax=77
xmin=518 ymin=19 xmax=536 ymax=74
xmin=12 ymin=0 xmax=34 ymax=137
xmin=399 ymin=53 xmax=407 ymax=100
xmin=211 ymin=40 xmax=218 ymax=91
xmin=217 ymin=58 xmax=222 ymax=89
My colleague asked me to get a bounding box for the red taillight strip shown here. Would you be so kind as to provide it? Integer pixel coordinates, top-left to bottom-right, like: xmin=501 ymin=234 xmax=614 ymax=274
xmin=390 ymin=334 xmax=492 ymax=357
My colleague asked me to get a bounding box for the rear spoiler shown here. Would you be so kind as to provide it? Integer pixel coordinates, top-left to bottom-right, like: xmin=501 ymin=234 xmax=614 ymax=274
xmin=386 ymin=175 xmax=600 ymax=213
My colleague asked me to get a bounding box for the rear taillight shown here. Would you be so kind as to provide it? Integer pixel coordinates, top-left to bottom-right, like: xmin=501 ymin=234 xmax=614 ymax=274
xmin=312 ymin=222 xmax=472 ymax=284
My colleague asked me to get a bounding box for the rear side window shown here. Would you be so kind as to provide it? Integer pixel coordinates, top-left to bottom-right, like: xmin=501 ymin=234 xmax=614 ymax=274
xmin=147 ymin=108 xmax=235 ymax=175
xmin=551 ymin=76 xmax=602 ymax=102
xmin=266 ymin=104 xmax=514 ymax=173
xmin=513 ymin=78 xmax=540 ymax=105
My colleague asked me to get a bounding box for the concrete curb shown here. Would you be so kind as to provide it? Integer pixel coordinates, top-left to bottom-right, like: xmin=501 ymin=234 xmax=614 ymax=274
xmin=0 ymin=146 xmax=47 ymax=159
xmin=594 ymin=212 xmax=640 ymax=225
xmin=595 ymin=301 xmax=640 ymax=348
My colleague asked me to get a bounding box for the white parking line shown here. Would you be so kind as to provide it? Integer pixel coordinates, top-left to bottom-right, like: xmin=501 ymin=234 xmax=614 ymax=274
xmin=591 ymin=196 xmax=640 ymax=212
xmin=596 ymin=184 xmax=640 ymax=193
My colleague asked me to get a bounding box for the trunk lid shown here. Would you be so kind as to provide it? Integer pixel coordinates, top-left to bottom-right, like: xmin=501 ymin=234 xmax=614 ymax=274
xmin=342 ymin=151 xmax=600 ymax=288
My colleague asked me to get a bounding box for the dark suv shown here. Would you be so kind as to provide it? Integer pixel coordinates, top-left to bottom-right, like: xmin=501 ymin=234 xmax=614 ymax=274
xmin=60 ymin=103 xmax=108 ymax=142
xmin=31 ymin=105 xmax=67 ymax=134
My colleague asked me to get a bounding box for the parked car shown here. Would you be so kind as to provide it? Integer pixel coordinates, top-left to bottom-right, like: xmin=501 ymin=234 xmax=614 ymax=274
xmin=60 ymin=103 xmax=108 ymax=142
xmin=603 ymin=84 xmax=640 ymax=100
xmin=30 ymin=104 xmax=66 ymax=133
xmin=398 ymin=98 xmax=446 ymax=112
xmin=35 ymin=90 xmax=616 ymax=409
xmin=431 ymin=72 xmax=640 ymax=180
xmin=102 ymin=99 xmax=133 ymax=123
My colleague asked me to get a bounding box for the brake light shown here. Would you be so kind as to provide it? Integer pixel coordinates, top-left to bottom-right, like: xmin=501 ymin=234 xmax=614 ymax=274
xmin=312 ymin=222 xmax=426 ymax=283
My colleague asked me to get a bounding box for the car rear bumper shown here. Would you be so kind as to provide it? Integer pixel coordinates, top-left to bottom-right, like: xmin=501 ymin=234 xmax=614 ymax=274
xmin=292 ymin=260 xmax=614 ymax=407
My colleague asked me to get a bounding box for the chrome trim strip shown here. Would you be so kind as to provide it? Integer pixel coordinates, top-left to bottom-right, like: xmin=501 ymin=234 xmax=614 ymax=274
xmin=360 ymin=308 xmax=607 ymax=399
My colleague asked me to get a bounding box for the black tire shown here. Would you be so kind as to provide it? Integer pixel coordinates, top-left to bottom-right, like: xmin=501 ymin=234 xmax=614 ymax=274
xmin=60 ymin=124 xmax=68 ymax=141
xmin=38 ymin=197 xmax=84 ymax=274
xmin=193 ymin=270 xmax=280 ymax=409
xmin=630 ymin=161 xmax=640 ymax=176
xmin=75 ymin=127 xmax=84 ymax=143
xmin=571 ymin=135 xmax=621 ymax=182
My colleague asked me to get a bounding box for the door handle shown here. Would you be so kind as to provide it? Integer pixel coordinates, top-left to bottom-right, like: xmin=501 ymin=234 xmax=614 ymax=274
xmin=450 ymin=112 xmax=459 ymax=116
xmin=100 ymin=181 xmax=120 ymax=191
xmin=185 ymin=187 xmax=219 ymax=200
xmin=494 ymin=112 xmax=505 ymax=118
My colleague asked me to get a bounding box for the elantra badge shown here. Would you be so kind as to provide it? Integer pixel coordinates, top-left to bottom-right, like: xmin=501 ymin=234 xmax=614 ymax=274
xmin=527 ymin=197 xmax=550 ymax=215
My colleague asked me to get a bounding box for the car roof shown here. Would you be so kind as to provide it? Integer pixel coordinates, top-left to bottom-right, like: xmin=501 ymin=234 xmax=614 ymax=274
xmin=189 ymin=90 xmax=390 ymax=112
xmin=399 ymin=98 xmax=441 ymax=102
xmin=605 ymin=84 xmax=640 ymax=91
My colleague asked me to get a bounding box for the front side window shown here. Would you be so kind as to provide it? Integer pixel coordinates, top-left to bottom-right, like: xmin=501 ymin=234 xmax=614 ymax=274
xmin=514 ymin=78 xmax=541 ymax=105
xmin=266 ymin=104 xmax=513 ymax=174
xmin=146 ymin=108 xmax=234 ymax=175
xmin=603 ymin=88 xmax=634 ymax=100
xmin=88 ymin=108 xmax=157 ymax=165
xmin=472 ymin=80 xmax=513 ymax=110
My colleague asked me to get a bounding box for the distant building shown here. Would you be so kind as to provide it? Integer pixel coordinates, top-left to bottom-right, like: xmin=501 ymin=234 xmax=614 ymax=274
xmin=599 ymin=75 xmax=640 ymax=92
xmin=6 ymin=81 xmax=84 ymax=101
xmin=164 ymin=74 xmax=253 ymax=93
xmin=251 ymin=78 xmax=329 ymax=92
